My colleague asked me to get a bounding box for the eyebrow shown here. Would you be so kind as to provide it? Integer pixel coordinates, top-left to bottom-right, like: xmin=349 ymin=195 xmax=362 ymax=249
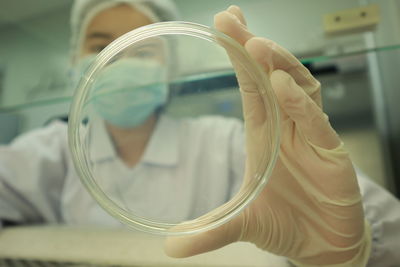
xmin=86 ymin=32 xmax=113 ymax=40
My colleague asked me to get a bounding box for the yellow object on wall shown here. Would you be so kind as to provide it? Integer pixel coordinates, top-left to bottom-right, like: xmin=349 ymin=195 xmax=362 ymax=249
xmin=323 ymin=4 xmax=380 ymax=36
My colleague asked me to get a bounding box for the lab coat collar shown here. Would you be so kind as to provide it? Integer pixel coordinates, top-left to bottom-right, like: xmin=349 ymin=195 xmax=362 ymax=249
xmin=89 ymin=115 xmax=179 ymax=166
xmin=89 ymin=117 xmax=117 ymax=163
xmin=141 ymin=115 xmax=179 ymax=166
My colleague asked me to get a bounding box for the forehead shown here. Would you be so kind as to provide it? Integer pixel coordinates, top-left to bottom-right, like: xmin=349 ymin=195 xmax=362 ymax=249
xmin=85 ymin=4 xmax=153 ymax=38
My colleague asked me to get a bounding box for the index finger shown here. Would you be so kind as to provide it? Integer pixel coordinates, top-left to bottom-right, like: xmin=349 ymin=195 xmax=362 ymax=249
xmin=215 ymin=6 xmax=321 ymax=106
xmin=245 ymin=37 xmax=321 ymax=106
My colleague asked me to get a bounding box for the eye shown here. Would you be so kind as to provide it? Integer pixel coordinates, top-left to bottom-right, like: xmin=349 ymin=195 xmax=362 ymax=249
xmin=135 ymin=49 xmax=154 ymax=59
xmin=90 ymin=45 xmax=108 ymax=53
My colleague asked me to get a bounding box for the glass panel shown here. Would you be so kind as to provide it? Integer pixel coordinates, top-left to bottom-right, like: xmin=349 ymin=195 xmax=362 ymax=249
xmin=1 ymin=0 xmax=399 ymax=112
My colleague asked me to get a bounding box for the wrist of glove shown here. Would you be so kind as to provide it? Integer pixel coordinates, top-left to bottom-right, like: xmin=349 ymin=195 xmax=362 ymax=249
xmin=289 ymin=221 xmax=371 ymax=267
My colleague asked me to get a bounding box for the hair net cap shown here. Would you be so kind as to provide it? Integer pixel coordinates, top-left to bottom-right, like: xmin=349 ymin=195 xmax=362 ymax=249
xmin=70 ymin=0 xmax=180 ymax=63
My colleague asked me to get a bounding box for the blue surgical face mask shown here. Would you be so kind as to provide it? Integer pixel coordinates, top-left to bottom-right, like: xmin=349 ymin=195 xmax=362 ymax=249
xmin=74 ymin=56 xmax=168 ymax=128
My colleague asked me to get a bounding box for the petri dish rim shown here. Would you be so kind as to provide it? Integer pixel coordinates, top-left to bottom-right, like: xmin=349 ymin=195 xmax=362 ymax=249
xmin=68 ymin=21 xmax=280 ymax=235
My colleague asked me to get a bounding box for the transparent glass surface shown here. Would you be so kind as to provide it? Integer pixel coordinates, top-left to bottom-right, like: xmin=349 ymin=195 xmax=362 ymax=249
xmin=68 ymin=22 xmax=280 ymax=234
xmin=1 ymin=0 xmax=400 ymax=112
xmin=1 ymin=43 xmax=399 ymax=113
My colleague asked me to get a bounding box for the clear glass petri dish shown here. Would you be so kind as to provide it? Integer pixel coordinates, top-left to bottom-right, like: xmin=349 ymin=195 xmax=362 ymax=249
xmin=68 ymin=21 xmax=280 ymax=235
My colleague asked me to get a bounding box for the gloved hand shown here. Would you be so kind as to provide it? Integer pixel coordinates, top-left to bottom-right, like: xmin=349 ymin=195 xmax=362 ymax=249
xmin=165 ymin=6 xmax=371 ymax=267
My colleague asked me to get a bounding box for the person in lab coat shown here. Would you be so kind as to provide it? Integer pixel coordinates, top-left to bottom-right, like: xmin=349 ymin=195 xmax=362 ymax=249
xmin=0 ymin=0 xmax=399 ymax=266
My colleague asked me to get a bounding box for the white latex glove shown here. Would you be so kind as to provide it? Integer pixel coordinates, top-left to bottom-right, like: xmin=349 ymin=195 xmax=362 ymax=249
xmin=165 ymin=6 xmax=371 ymax=267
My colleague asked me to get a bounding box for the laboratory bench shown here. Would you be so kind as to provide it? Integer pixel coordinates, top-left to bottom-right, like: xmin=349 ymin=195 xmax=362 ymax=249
xmin=0 ymin=226 xmax=288 ymax=266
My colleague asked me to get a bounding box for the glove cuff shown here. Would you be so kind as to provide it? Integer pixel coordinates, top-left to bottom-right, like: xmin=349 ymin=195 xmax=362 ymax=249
xmin=289 ymin=220 xmax=372 ymax=267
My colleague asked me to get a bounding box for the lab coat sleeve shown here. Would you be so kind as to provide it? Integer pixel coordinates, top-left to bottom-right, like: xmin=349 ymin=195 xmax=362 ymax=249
xmin=356 ymin=171 xmax=400 ymax=266
xmin=0 ymin=121 xmax=68 ymax=227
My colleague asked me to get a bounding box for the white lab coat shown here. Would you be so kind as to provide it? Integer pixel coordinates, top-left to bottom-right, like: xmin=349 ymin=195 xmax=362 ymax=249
xmin=0 ymin=115 xmax=399 ymax=266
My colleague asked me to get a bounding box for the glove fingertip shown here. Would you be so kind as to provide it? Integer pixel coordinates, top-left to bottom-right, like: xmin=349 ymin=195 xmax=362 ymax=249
xmin=227 ymin=5 xmax=247 ymax=26
xmin=214 ymin=11 xmax=253 ymax=46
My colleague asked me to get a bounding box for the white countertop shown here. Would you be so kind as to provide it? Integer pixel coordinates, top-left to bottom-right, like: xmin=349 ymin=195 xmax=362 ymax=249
xmin=0 ymin=225 xmax=289 ymax=266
